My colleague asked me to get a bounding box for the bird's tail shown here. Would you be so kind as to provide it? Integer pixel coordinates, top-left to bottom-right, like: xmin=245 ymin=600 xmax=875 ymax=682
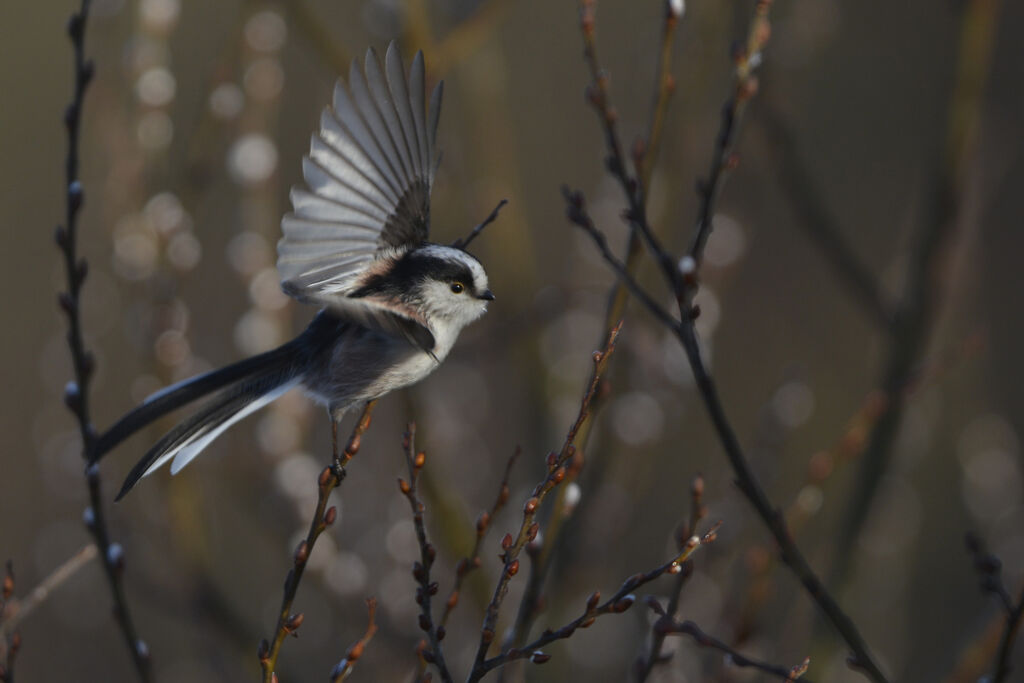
xmin=91 ymin=341 xmax=305 ymax=500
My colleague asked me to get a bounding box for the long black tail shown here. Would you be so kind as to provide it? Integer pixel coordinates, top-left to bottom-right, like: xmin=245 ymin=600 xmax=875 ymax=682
xmin=92 ymin=341 xmax=301 ymax=463
xmin=90 ymin=341 xmax=305 ymax=500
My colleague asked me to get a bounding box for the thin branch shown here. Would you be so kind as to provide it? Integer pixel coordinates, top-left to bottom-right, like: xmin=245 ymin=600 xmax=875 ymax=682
xmin=328 ymin=598 xmax=379 ymax=682
xmin=635 ymin=475 xmax=706 ymax=681
xmin=686 ymin=0 xmax=771 ymax=264
xmin=756 ymin=104 xmax=895 ymax=328
xmin=479 ymin=526 xmax=718 ymax=675
xmin=451 ymin=199 xmax=509 ymax=251
xmin=399 ymin=424 xmax=453 ymax=683
xmin=56 ymin=2 xmax=151 ymax=679
xmin=466 ymin=323 xmax=623 ymax=683
xmin=260 ymin=402 xmax=377 ymax=683
xmin=0 ymin=545 xmax=98 ymax=634
xmin=655 ymin=617 xmax=811 ymax=682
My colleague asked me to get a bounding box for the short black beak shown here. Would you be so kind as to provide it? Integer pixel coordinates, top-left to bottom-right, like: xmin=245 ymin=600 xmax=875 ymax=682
xmin=479 ymin=289 xmax=495 ymax=301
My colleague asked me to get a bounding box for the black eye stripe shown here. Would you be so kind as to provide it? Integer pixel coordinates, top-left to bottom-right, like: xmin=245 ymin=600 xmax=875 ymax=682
xmin=349 ymin=252 xmax=478 ymax=300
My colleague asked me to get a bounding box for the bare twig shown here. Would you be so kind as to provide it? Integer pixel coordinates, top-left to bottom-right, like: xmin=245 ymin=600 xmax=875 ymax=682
xmin=635 ymin=475 xmax=706 ymax=681
xmin=0 ymin=545 xmax=98 ymax=634
xmin=451 ymin=199 xmax=509 ymax=251
xmin=478 ymin=526 xmax=718 ymax=676
xmin=55 ymin=2 xmax=150 ymax=679
xmin=260 ymin=401 xmax=377 ymax=683
xmin=399 ymin=425 xmax=453 ymax=683
xmin=654 ymin=617 xmax=811 ymax=682
xmin=328 ymin=598 xmax=379 ymax=682
xmin=466 ymin=323 xmax=623 ymax=683
xmin=686 ymin=0 xmax=772 ymax=264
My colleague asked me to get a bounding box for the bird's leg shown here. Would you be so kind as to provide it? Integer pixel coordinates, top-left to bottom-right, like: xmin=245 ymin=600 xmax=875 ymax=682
xmin=331 ymin=416 xmax=340 ymax=463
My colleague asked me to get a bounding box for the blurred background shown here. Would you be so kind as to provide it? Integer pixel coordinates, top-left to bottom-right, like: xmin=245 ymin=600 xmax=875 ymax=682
xmin=2 ymin=0 xmax=1023 ymax=681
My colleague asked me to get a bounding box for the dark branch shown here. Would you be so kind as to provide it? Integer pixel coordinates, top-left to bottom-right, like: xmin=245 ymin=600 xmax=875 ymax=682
xmin=398 ymin=424 xmax=453 ymax=683
xmin=56 ymin=2 xmax=150 ymax=679
xmin=655 ymin=617 xmax=811 ymax=682
xmin=451 ymin=199 xmax=509 ymax=251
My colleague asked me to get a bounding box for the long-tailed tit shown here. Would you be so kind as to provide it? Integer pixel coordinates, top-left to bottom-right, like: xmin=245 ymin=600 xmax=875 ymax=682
xmin=91 ymin=44 xmax=495 ymax=499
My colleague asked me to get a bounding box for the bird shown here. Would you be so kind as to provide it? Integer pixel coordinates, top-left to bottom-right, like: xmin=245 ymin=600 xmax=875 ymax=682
xmin=90 ymin=43 xmax=496 ymax=500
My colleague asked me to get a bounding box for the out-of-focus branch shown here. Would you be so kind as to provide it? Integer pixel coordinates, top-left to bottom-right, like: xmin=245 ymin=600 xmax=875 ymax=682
xmin=0 ymin=546 xmax=98 ymax=634
xmin=635 ymin=474 xmax=707 ymax=681
xmin=439 ymin=448 xmax=519 ymax=629
xmin=757 ymin=105 xmax=896 ymax=329
xmin=328 ymin=598 xmax=379 ymax=682
xmin=965 ymin=533 xmax=1024 ymax=683
xmin=399 ymin=425 xmax=453 ymax=683
xmin=260 ymin=402 xmax=377 ymax=683
xmin=831 ymin=0 xmax=1001 ymax=591
xmin=478 ymin=527 xmax=718 ymax=675
xmin=466 ymin=323 xmax=622 ymax=683
xmin=654 ymin=616 xmax=811 ymax=682
xmin=56 ymin=3 xmax=151 ymax=679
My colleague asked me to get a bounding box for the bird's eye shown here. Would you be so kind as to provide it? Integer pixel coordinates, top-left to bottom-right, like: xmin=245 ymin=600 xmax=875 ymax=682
xmin=450 ymin=282 xmax=465 ymax=294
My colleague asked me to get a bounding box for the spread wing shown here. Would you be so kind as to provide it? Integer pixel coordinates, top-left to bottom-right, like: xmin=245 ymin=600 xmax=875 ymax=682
xmin=277 ymin=43 xmax=443 ymax=316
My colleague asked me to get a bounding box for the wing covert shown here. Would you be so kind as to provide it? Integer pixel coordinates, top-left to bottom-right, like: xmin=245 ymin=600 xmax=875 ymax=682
xmin=277 ymin=42 xmax=442 ymax=305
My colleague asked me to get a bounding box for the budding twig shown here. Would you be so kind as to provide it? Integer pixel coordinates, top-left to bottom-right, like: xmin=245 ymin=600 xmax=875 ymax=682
xmin=399 ymin=424 xmax=453 ymax=683
xmin=260 ymin=401 xmax=377 ymax=683
xmin=655 ymin=617 xmax=812 ymax=682
xmin=56 ymin=2 xmax=150 ymax=679
xmin=466 ymin=323 xmax=623 ymax=683
xmin=328 ymin=598 xmax=379 ymax=682
xmin=478 ymin=525 xmax=718 ymax=675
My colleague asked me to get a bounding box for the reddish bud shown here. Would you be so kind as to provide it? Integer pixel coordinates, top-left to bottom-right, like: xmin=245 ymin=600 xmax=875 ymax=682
xmin=318 ymin=467 xmax=333 ymax=487
xmin=508 ymin=559 xmax=520 ymax=577
xmin=286 ymin=612 xmax=305 ymax=633
xmin=415 ymin=451 xmax=426 ymax=468
xmin=398 ymin=478 xmax=411 ymax=495
xmin=294 ymin=540 xmax=309 ymax=565
xmin=501 ymin=533 xmax=514 ymax=550
xmin=476 ymin=511 xmax=490 ymax=533
xmin=524 ymin=497 xmax=539 ymax=514
xmin=530 ymin=651 xmax=552 ymax=664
